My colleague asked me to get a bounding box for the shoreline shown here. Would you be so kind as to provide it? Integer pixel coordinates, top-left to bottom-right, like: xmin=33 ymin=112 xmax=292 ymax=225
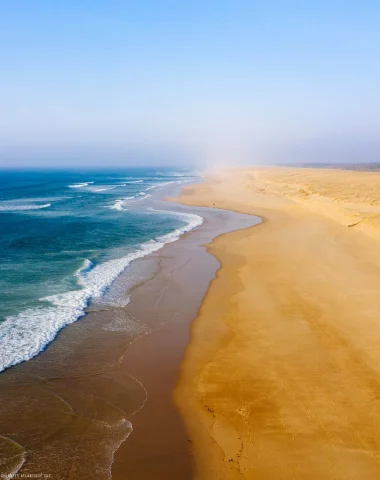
xmin=174 ymin=168 xmax=380 ymax=479
xmin=0 ymin=184 xmax=260 ymax=480
xmin=0 ymin=197 xmax=203 ymax=374
xmin=111 ymin=203 xmax=260 ymax=479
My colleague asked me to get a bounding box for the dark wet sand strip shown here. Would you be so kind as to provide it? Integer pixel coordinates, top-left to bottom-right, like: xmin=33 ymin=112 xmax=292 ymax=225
xmin=112 ymin=205 xmax=260 ymax=479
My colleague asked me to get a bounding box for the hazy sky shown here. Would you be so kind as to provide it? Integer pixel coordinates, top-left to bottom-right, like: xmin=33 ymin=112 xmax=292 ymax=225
xmin=1 ymin=1 xmax=380 ymax=167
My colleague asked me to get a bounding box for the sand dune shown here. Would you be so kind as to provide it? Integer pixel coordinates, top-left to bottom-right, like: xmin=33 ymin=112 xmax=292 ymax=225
xmin=174 ymin=167 xmax=380 ymax=479
xmin=246 ymin=167 xmax=380 ymax=239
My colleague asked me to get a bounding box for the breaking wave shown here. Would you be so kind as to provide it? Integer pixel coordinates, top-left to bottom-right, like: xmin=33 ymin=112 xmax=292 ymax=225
xmin=0 ymin=210 xmax=203 ymax=372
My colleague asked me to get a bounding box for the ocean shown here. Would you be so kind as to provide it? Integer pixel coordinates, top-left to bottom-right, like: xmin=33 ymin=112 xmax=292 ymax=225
xmin=0 ymin=167 xmax=202 ymax=373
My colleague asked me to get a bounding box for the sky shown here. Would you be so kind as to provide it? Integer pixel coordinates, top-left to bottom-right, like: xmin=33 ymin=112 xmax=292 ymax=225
xmin=1 ymin=1 xmax=380 ymax=167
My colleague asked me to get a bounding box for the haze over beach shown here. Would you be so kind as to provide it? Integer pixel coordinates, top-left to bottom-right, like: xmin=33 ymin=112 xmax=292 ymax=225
xmin=2 ymin=2 xmax=380 ymax=480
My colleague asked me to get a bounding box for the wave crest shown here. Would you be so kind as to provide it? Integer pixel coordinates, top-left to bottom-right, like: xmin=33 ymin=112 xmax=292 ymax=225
xmin=0 ymin=203 xmax=51 ymax=212
xmin=0 ymin=210 xmax=203 ymax=372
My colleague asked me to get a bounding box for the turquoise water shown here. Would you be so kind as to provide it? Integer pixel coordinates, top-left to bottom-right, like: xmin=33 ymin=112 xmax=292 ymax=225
xmin=0 ymin=168 xmax=201 ymax=372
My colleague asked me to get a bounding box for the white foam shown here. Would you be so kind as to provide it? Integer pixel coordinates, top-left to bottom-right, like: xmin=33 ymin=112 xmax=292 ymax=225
xmin=145 ymin=181 xmax=175 ymax=191
xmin=68 ymin=182 xmax=94 ymax=188
xmin=125 ymin=180 xmax=143 ymax=184
xmin=106 ymin=182 xmax=174 ymax=210
xmin=109 ymin=200 xmax=124 ymax=211
xmin=0 ymin=203 xmax=51 ymax=212
xmin=4 ymin=196 xmax=69 ymax=203
xmin=105 ymin=191 xmax=151 ymax=210
xmin=113 ymin=192 xmax=152 ymax=208
xmin=75 ymin=259 xmax=93 ymax=285
xmin=154 ymin=209 xmax=204 ymax=243
xmin=87 ymin=185 xmax=117 ymax=192
xmin=133 ymin=192 xmax=152 ymax=202
xmin=69 ymin=183 xmax=124 ymax=192
xmin=106 ymin=196 xmax=136 ymax=210
xmin=0 ymin=209 xmax=203 ymax=372
xmin=108 ymin=199 xmax=130 ymax=211
xmin=0 ymin=196 xmax=70 ymax=213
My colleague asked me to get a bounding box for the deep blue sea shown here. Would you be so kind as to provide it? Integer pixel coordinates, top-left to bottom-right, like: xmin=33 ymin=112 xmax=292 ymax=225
xmin=0 ymin=167 xmax=202 ymax=372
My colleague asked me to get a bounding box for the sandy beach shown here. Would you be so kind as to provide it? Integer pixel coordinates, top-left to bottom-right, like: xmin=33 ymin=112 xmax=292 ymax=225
xmin=175 ymin=167 xmax=380 ymax=479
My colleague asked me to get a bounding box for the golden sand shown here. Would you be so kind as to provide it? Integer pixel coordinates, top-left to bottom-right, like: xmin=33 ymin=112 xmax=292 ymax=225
xmin=174 ymin=167 xmax=380 ymax=479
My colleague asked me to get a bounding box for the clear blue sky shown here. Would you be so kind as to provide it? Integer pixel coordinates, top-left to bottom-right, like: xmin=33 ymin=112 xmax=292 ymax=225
xmin=1 ymin=1 xmax=380 ymax=166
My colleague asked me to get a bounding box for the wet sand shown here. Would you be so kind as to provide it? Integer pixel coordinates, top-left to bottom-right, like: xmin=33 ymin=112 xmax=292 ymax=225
xmin=0 ymin=189 xmax=259 ymax=480
xmin=111 ymin=204 xmax=259 ymax=479
xmin=174 ymin=167 xmax=380 ymax=479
